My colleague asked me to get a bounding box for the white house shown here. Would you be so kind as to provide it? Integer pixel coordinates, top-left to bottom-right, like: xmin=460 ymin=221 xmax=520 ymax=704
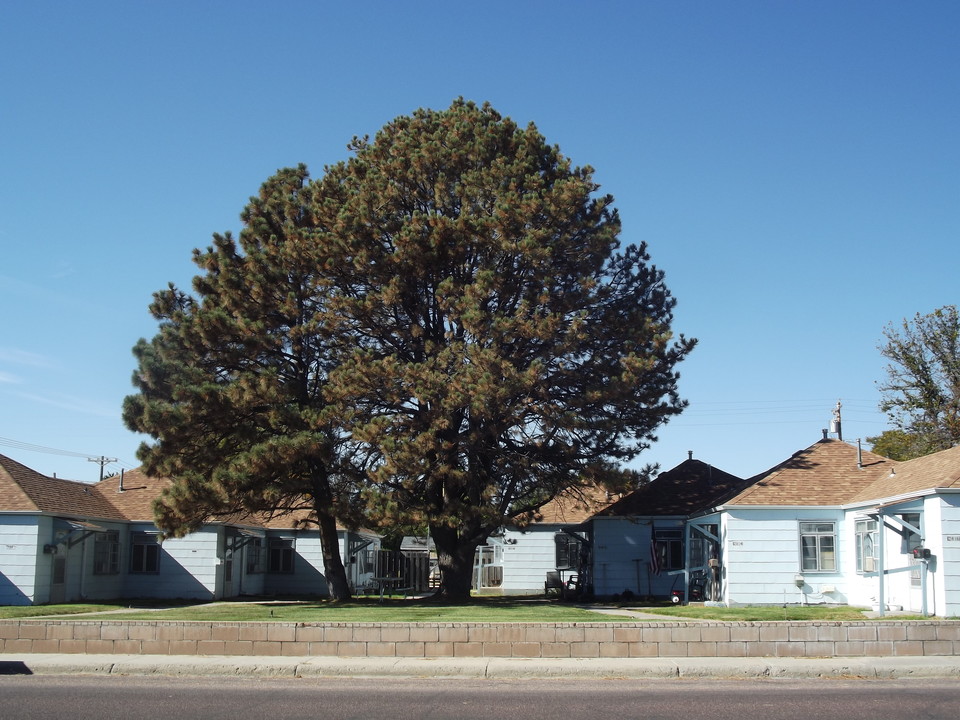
xmin=475 ymin=484 xmax=619 ymax=596
xmin=708 ymin=437 xmax=960 ymax=616
xmin=0 ymin=454 xmax=379 ymax=606
xmin=590 ymin=454 xmax=748 ymax=600
xmin=593 ymin=437 xmax=960 ymax=617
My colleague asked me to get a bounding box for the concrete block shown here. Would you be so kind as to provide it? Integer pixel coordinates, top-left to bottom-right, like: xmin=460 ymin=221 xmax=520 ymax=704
xmin=482 ymin=642 xmax=512 ymax=657
xmin=658 ymin=642 xmax=689 ymax=657
xmin=251 ymin=641 xmax=282 ymax=656
xmin=541 ymin=642 xmax=572 ymax=658
xmin=365 ymin=642 xmax=397 ymax=657
xmin=906 ymin=625 xmax=938 ymax=641
xmin=221 ymin=640 xmax=254 ymax=654
xmin=266 ymin=625 xmax=297 ymax=642
xmin=921 ymin=641 xmax=954 ymax=656
xmin=167 ymin=640 xmax=199 ymax=655
xmin=424 ymin=642 xmax=454 ymax=657
xmin=453 ymin=642 xmax=484 ymax=657
xmin=196 ymin=640 xmax=226 ymax=655
xmin=715 ymin=642 xmax=747 ymax=657
xmin=569 ymin=642 xmax=601 ymax=658
xmin=279 ymin=641 xmax=310 ymax=656
xmin=511 ymin=642 xmax=541 ymax=658
xmin=395 ymin=642 xmax=426 ymax=657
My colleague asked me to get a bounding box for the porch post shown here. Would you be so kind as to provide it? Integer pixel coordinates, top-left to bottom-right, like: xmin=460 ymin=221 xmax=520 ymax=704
xmin=876 ymin=510 xmax=885 ymax=617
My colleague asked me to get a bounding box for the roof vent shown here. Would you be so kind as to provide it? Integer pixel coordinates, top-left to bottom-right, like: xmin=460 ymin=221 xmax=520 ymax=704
xmin=687 ymin=450 xmax=693 ymax=460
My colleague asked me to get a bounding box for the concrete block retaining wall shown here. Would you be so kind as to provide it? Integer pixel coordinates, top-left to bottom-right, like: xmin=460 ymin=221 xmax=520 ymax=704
xmin=2 ymin=620 xmax=960 ymax=658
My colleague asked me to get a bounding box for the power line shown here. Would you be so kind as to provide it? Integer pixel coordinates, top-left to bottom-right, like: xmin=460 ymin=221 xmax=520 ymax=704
xmin=0 ymin=436 xmax=138 ymax=470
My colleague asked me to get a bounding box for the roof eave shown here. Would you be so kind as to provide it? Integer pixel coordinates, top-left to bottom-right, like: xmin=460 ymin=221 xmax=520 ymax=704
xmin=718 ymin=504 xmax=845 ymax=511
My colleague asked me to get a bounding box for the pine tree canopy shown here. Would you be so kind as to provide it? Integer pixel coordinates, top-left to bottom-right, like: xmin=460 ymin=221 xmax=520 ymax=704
xmin=124 ymin=99 xmax=696 ymax=601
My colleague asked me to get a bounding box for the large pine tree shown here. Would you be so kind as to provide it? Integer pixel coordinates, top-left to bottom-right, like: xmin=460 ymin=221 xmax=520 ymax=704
xmin=313 ymin=100 xmax=696 ymax=599
xmin=126 ymin=101 xmax=695 ymax=602
xmin=123 ymin=166 xmax=366 ymax=601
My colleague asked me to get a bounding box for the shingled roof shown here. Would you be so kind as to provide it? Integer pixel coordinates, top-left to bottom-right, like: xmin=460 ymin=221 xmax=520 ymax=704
xmin=95 ymin=469 xmax=325 ymax=529
xmin=726 ymin=438 xmax=893 ymax=506
xmin=850 ymin=442 xmax=960 ymax=504
xmin=534 ymin=483 xmax=619 ymax=524
xmin=93 ymin=468 xmax=170 ymax=521
xmin=0 ymin=454 xmax=124 ymax=520
xmin=595 ymin=458 xmax=748 ymax=517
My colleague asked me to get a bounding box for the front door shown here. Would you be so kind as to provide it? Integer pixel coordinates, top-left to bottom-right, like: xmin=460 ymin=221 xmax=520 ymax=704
xmin=50 ymin=555 xmax=66 ymax=603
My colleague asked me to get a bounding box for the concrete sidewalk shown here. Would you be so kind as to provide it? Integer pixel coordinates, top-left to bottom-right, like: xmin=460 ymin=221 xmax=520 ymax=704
xmin=2 ymin=653 xmax=959 ymax=679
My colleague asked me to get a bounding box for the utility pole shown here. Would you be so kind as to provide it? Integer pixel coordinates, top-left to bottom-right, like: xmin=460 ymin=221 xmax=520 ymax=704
xmin=830 ymin=400 xmax=843 ymax=441
xmin=87 ymin=455 xmax=116 ymax=482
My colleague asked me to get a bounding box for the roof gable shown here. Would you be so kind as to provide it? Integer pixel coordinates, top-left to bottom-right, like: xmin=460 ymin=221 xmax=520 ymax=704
xmin=597 ymin=458 xmax=747 ymax=517
xmin=0 ymin=454 xmax=124 ymax=519
xmin=727 ymin=439 xmax=891 ymax=506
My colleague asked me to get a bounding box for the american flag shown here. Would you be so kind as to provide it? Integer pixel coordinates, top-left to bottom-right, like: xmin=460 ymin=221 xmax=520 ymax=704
xmin=649 ymin=525 xmax=661 ymax=576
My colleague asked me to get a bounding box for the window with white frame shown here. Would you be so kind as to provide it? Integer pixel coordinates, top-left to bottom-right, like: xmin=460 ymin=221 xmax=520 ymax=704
xmin=93 ymin=531 xmax=120 ymax=575
xmin=799 ymin=521 xmax=836 ymax=572
xmin=855 ymin=519 xmax=878 ymax=573
xmin=130 ymin=532 xmax=160 ymax=573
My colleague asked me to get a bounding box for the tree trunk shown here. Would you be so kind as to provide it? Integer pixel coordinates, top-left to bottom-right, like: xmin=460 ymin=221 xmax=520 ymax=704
xmin=309 ymin=464 xmax=351 ymax=602
xmin=316 ymin=511 xmax=352 ymax=601
xmin=431 ymin=524 xmax=480 ymax=602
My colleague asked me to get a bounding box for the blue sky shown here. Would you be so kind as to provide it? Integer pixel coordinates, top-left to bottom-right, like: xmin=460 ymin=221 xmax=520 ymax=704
xmin=1 ymin=1 xmax=958 ymax=484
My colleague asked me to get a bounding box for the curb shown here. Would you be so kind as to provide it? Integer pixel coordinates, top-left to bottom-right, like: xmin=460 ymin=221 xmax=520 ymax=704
xmin=3 ymin=654 xmax=959 ymax=679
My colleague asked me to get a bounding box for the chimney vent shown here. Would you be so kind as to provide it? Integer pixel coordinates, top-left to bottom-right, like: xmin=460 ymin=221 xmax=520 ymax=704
xmin=687 ymin=450 xmax=693 ymax=460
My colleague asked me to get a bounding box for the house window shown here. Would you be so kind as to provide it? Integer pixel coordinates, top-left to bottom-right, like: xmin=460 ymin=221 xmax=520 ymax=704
xmin=855 ymin=519 xmax=878 ymax=573
xmin=130 ymin=533 xmax=161 ymax=573
xmin=799 ymin=521 xmax=836 ymax=572
xmin=246 ymin=538 xmax=264 ymax=574
xmin=655 ymin=529 xmax=684 ymax=571
xmin=555 ymin=533 xmax=582 ymax=570
xmin=268 ymin=538 xmax=295 ymax=573
xmin=93 ymin=531 xmax=120 ymax=575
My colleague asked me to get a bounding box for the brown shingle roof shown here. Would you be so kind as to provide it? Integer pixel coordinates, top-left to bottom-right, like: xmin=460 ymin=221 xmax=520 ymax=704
xmin=534 ymin=484 xmax=618 ymax=524
xmin=850 ymin=443 xmax=960 ymax=503
xmin=727 ymin=439 xmax=892 ymax=506
xmin=95 ymin=471 xmax=323 ymax=529
xmin=0 ymin=454 xmax=124 ymax=519
xmin=596 ymin=459 xmax=747 ymax=517
xmin=94 ymin=468 xmax=170 ymax=522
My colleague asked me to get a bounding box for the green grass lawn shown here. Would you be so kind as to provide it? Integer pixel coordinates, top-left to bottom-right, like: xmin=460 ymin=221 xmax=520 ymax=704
xmin=0 ymin=597 xmax=921 ymax=622
xmin=0 ymin=603 xmax=129 ymax=619
xmin=633 ymin=604 xmax=922 ymax=621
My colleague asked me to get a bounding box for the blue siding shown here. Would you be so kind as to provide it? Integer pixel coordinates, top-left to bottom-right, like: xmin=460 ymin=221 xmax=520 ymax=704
xmin=0 ymin=515 xmax=41 ymax=605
